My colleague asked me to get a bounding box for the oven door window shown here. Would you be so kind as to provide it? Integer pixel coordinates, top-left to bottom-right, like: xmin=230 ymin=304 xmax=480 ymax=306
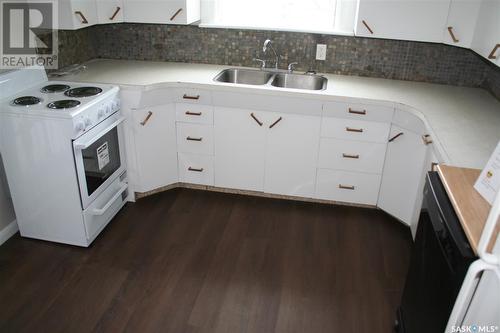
xmin=81 ymin=127 xmax=121 ymax=196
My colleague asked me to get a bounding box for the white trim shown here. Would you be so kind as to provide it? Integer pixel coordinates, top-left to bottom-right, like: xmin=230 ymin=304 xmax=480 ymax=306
xmin=0 ymin=220 xmax=18 ymax=246
xmin=198 ymin=23 xmax=354 ymax=36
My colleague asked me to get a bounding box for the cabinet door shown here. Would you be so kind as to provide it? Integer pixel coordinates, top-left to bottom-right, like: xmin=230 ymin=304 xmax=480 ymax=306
xmin=471 ymin=0 xmax=500 ymax=65
xmin=378 ymin=125 xmax=428 ymax=226
xmin=58 ymin=0 xmax=98 ymax=30
xmin=264 ymin=113 xmax=321 ymax=197
xmin=214 ymin=107 xmax=267 ymax=192
xmin=133 ymin=105 xmax=178 ymax=193
xmin=123 ymin=0 xmax=198 ymax=24
xmin=355 ymin=0 xmax=450 ymax=42
xmin=443 ymin=0 xmax=481 ymax=48
xmin=96 ymin=0 xmax=124 ymax=24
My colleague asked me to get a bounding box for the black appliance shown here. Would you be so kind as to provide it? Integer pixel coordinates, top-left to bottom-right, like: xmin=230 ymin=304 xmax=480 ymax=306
xmin=396 ymin=171 xmax=476 ymax=333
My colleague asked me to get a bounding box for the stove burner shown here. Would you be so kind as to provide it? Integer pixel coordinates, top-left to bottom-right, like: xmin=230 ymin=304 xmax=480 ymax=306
xmin=64 ymin=86 xmax=102 ymax=98
xmin=12 ymin=96 xmax=42 ymax=106
xmin=47 ymin=100 xmax=81 ymax=110
xmin=41 ymin=84 xmax=71 ymax=93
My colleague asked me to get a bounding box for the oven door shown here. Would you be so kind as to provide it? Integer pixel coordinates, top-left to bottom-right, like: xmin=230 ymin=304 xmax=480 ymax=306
xmin=73 ymin=112 xmax=127 ymax=209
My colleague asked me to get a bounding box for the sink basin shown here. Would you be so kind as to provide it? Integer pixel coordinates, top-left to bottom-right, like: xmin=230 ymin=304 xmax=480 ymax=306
xmin=214 ymin=68 xmax=273 ymax=85
xmin=271 ymin=73 xmax=327 ymax=90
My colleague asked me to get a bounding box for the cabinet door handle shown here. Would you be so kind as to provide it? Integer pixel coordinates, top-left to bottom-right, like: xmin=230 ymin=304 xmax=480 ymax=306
xmin=339 ymin=184 xmax=355 ymax=190
xmin=362 ymin=20 xmax=373 ymax=34
xmin=348 ymin=108 xmax=366 ymax=115
xmin=346 ymin=127 xmax=363 ymax=133
xmin=170 ymin=8 xmax=183 ymax=21
xmin=109 ymin=6 xmax=121 ymax=20
xmin=488 ymin=44 xmax=500 ymax=59
xmin=75 ymin=11 xmax=89 ymax=24
xmin=269 ymin=117 xmax=283 ymax=129
xmin=422 ymin=134 xmax=433 ymax=145
xmin=183 ymin=94 xmax=200 ymax=100
xmin=186 ymin=136 xmax=203 ymax=142
xmin=140 ymin=111 xmax=153 ymax=126
xmin=250 ymin=113 xmax=263 ymax=126
xmin=447 ymin=26 xmax=459 ymax=43
xmin=388 ymin=132 xmax=404 ymax=142
xmin=185 ymin=111 xmax=202 ymax=116
xmin=188 ymin=167 xmax=204 ymax=172
xmin=342 ymin=153 xmax=360 ymax=159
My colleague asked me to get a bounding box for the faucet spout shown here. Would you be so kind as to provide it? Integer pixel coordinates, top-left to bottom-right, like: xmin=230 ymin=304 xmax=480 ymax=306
xmin=263 ymin=39 xmax=280 ymax=70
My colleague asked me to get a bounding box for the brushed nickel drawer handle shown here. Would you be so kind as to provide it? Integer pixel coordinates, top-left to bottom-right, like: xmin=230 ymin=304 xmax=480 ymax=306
xmin=185 ymin=111 xmax=202 ymax=116
xmin=342 ymin=153 xmax=360 ymax=159
xmin=339 ymin=184 xmax=355 ymax=190
xmin=186 ymin=136 xmax=203 ymax=142
xmin=447 ymin=26 xmax=459 ymax=43
xmin=422 ymin=134 xmax=433 ymax=145
xmin=183 ymin=94 xmax=200 ymax=100
xmin=140 ymin=111 xmax=153 ymax=126
xmin=75 ymin=11 xmax=88 ymax=24
xmin=188 ymin=167 xmax=203 ymax=172
xmin=362 ymin=20 xmax=373 ymax=34
xmin=388 ymin=132 xmax=404 ymax=142
xmin=346 ymin=127 xmax=363 ymax=133
xmin=109 ymin=6 xmax=121 ymax=20
xmin=250 ymin=113 xmax=263 ymax=126
xmin=269 ymin=117 xmax=283 ymax=129
xmin=348 ymin=108 xmax=366 ymax=115
xmin=488 ymin=44 xmax=500 ymax=59
xmin=170 ymin=8 xmax=183 ymax=21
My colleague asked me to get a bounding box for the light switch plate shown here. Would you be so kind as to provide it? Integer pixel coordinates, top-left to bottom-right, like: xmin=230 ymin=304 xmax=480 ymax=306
xmin=316 ymin=44 xmax=327 ymax=61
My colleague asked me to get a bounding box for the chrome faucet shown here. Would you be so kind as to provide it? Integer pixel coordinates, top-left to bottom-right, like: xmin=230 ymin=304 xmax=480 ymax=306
xmin=253 ymin=58 xmax=266 ymax=69
xmin=288 ymin=62 xmax=298 ymax=73
xmin=263 ymin=39 xmax=280 ymax=69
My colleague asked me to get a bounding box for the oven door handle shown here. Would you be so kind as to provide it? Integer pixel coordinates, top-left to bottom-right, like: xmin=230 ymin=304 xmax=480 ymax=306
xmin=74 ymin=117 xmax=125 ymax=150
xmin=90 ymin=182 xmax=128 ymax=216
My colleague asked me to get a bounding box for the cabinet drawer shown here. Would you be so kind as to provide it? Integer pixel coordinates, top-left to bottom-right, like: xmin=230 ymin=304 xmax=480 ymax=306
xmin=176 ymin=104 xmax=213 ymax=124
xmin=316 ymin=169 xmax=381 ymax=205
xmin=173 ymin=88 xmax=212 ymax=104
xmin=176 ymin=123 xmax=214 ymax=155
xmin=318 ymin=139 xmax=387 ymax=174
xmin=321 ymin=117 xmax=390 ymax=143
xmin=178 ymin=153 xmax=214 ymax=185
xmin=323 ymin=101 xmax=394 ymax=122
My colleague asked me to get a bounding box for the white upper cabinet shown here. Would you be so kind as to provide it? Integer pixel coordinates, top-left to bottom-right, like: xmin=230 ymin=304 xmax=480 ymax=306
xmin=471 ymin=0 xmax=500 ymax=65
xmin=57 ymin=0 xmax=98 ymax=30
xmin=96 ymin=0 xmax=124 ymax=24
xmin=264 ymin=113 xmax=321 ymax=198
xmin=123 ymin=0 xmax=201 ymax=25
xmin=443 ymin=0 xmax=481 ymax=48
xmin=355 ymin=0 xmax=451 ymax=42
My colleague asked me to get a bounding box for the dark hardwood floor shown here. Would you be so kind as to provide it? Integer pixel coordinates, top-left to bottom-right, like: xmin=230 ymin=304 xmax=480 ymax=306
xmin=0 ymin=188 xmax=412 ymax=333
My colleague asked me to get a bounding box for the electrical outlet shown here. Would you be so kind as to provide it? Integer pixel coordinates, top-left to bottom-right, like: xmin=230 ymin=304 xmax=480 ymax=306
xmin=316 ymin=44 xmax=327 ymax=61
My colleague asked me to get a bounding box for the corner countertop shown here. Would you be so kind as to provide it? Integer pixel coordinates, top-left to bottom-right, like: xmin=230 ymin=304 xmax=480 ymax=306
xmin=61 ymin=59 xmax=500 ymax=169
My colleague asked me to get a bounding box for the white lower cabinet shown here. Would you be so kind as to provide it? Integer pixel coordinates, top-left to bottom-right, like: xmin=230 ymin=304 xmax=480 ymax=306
xmin=214 ymin=107 xmax=267 ymax=192
xmin=178 ymin=153 xmax=214 ymax=185
xmin=264 ymin=113 xmax=321 ymax=197
xmin=133 ymin=104 xmax=178 ymax=193
xmin=378 ymin=125 xmax=429 ymax=225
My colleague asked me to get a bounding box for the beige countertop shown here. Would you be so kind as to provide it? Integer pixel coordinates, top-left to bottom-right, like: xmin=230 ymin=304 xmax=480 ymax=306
xmin=61 ymin=59 xmax=500 ymax=169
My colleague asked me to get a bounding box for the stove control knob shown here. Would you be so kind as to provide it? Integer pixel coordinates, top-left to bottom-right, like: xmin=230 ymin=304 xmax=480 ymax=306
xmin=98 ymin=109 xmax=105 ymax=119
xmin=74 ymin=121 xmax=85 ymax=132
xmin=84 ymin=118 xmax=92 ymax=127
xmin=106 ymin=105 xmax=112 ymax=114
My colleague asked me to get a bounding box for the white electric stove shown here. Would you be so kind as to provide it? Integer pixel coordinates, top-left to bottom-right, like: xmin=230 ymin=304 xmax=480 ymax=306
xmin=0 ymin=66 xmax=129 ymax=247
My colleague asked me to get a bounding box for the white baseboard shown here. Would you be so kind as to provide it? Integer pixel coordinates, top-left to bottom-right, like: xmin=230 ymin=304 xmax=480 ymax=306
xmin=0 ymin=220 xmax=18 ymax=246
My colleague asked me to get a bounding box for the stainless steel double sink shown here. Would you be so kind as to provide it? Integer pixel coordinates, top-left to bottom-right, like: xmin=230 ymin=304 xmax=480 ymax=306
xmin=214 ymin=68 xmax=327 ymax=91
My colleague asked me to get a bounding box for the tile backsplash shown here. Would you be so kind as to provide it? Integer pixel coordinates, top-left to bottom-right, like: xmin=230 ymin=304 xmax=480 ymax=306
xmin=51 ymin=24 xmax=500 ymax=99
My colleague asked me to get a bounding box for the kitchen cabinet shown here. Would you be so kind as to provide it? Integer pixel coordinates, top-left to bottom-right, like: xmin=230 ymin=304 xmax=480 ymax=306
xmin=443 ymin=0 xmax=481 ymax=48
xmin=123 ymin=0 xmax=200 ymax=25
xmin=133 ymin=105 xmax=178 ymax=193
xmin=471 ymin=0 xmax=500 ymax=65
xmin=355 ymin=0 xmax=451 ymax=42
xmin=96 ymin=0 xmax=124 ymax=24
xmin=378 ymin=125 xmax=429 ymax=225
xmin=57 ymin=0 xmax=98 ymax=30
xmin=214 ymin=107 xmax=267 ymax=192
xmin=264 ymin=113 xmax=320 ymax=197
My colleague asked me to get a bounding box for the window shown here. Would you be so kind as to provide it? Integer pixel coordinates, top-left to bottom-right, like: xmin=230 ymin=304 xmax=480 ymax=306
xmin=201 ymin=0 xmax=356 ymax=34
